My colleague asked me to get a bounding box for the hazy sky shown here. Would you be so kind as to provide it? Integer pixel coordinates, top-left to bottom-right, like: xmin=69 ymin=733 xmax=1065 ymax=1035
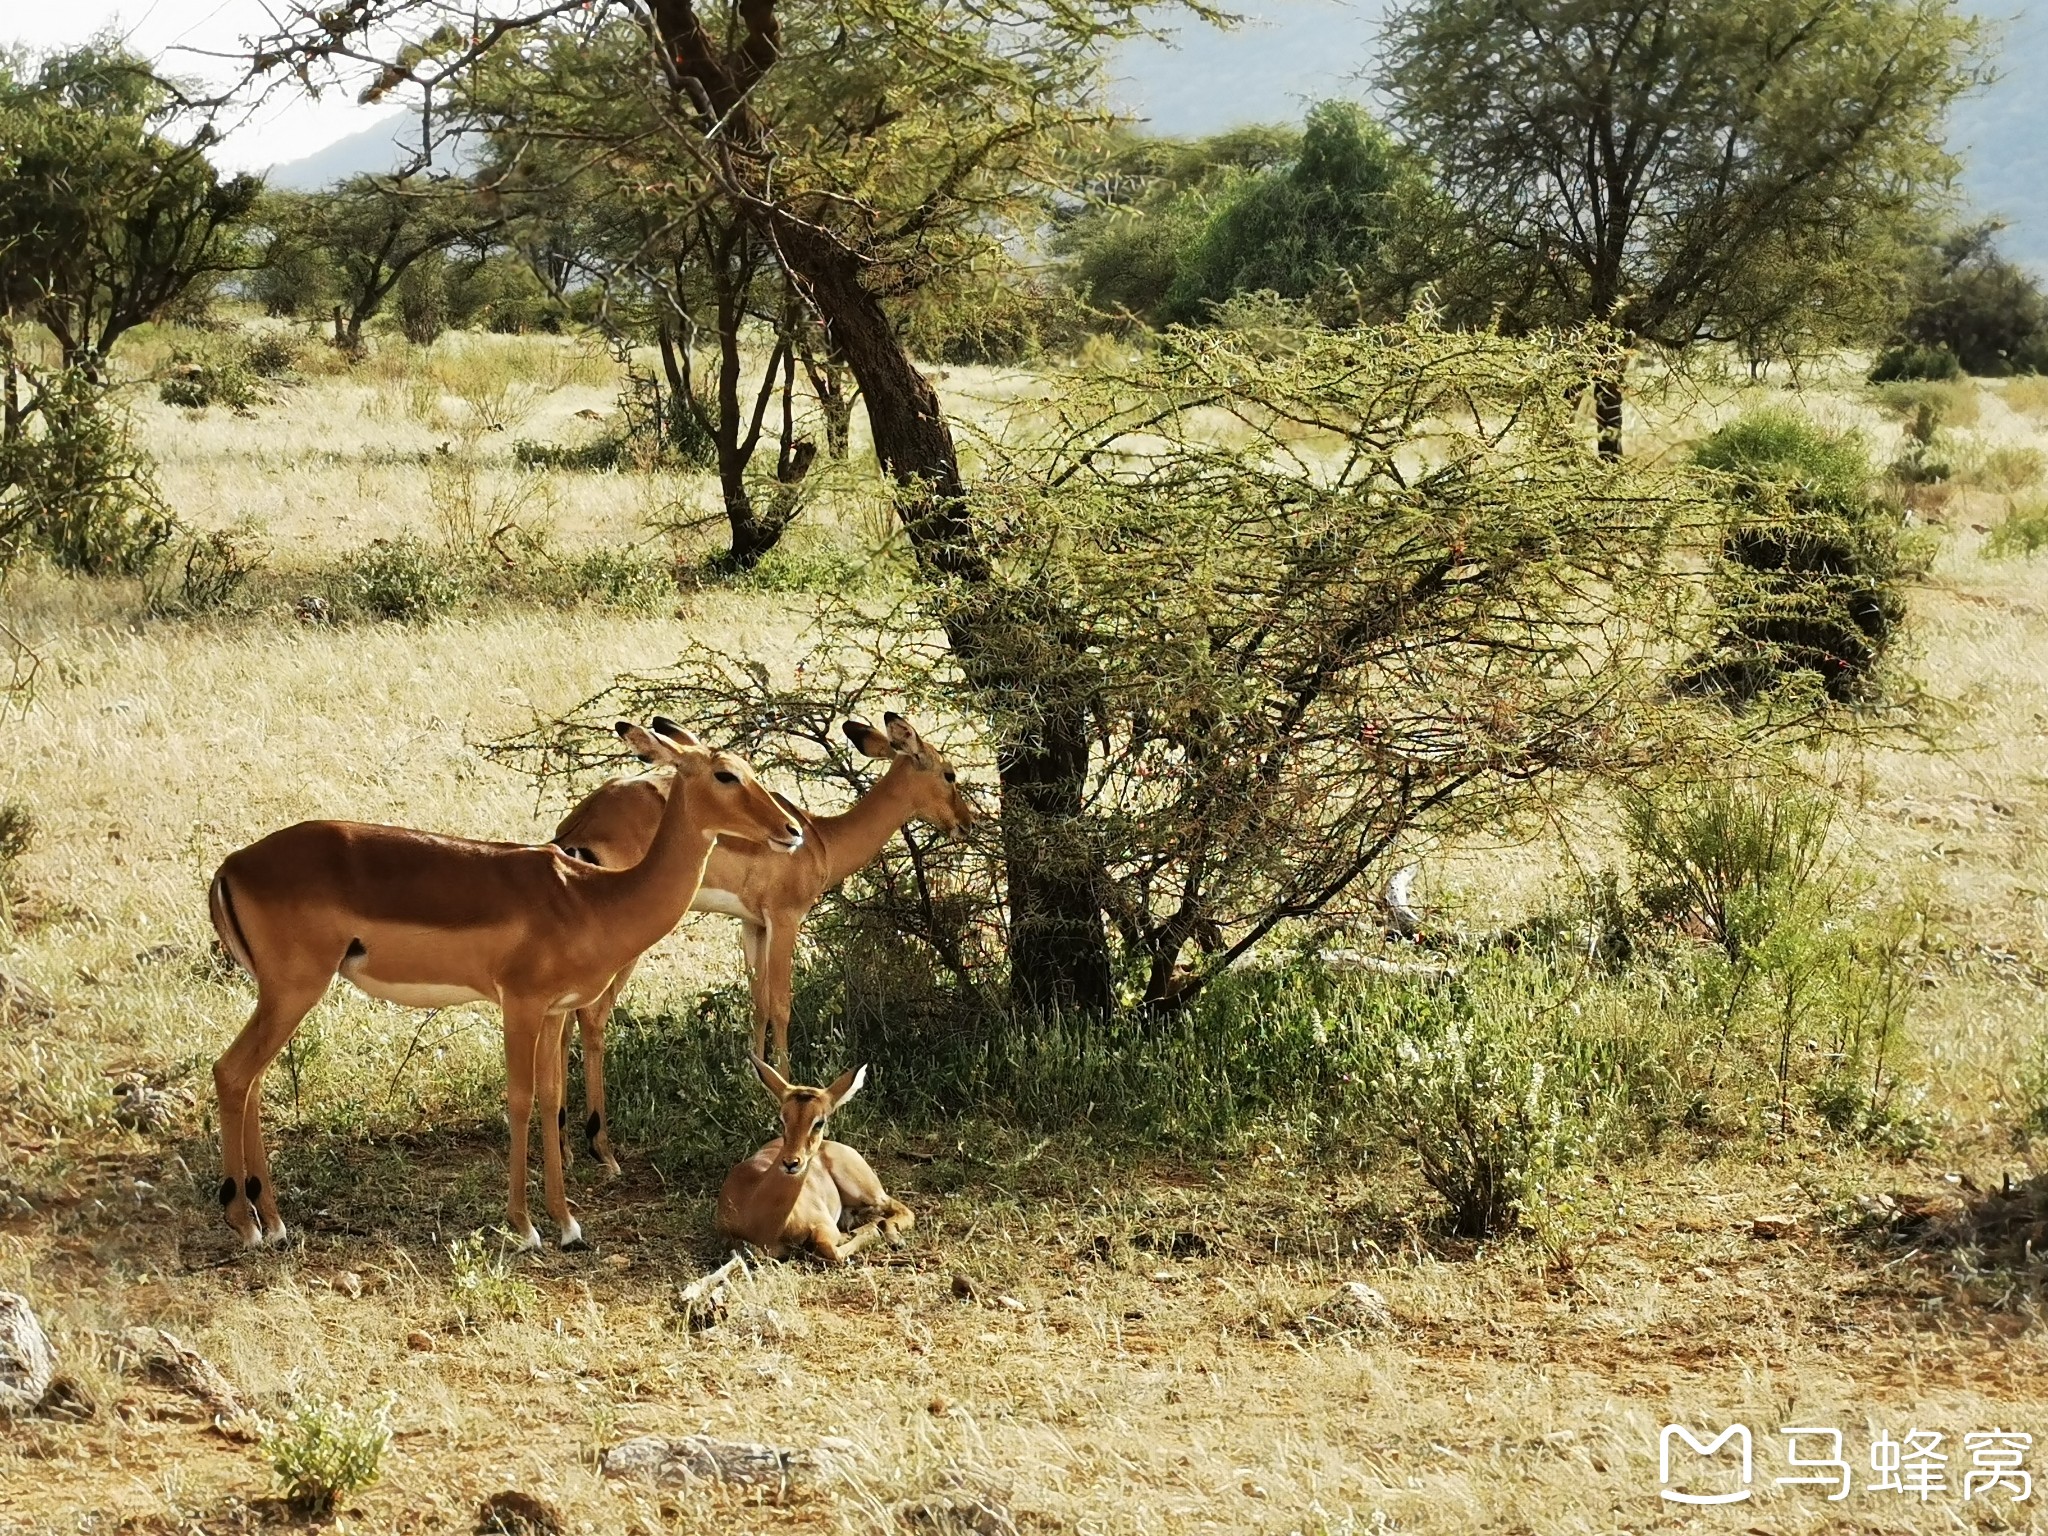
xmin=5 ymin=0 xmax=393 ymax=171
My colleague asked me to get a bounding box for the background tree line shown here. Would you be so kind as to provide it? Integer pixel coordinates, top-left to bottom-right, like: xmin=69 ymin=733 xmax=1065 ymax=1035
xmin=0 ymin=0 xmax=2013 ymax=1049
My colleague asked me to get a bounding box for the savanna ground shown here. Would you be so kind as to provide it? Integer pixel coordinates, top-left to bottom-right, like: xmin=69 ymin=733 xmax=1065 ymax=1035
xmin=4 ymin=325 xmax=2048 ymax=1534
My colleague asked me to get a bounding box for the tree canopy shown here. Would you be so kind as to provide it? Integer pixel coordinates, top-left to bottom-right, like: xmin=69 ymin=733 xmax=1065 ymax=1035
xmin=0 ymin=41 xmax=258 ymax=373
xmin=1380 ymin=0 xmax=1983 ymax=453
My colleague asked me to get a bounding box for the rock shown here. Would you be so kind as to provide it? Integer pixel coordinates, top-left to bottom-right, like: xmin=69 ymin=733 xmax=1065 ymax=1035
xmin=113 ymin=1326 xmax=243 ymax=1418
xmin=406 ymin=1331 xmax=436 ymax=1352
xmin=1300 ymin=1281 xmax=1395 ymax=1336
xmin=335 ymin=1271 xmax=363 ymax=1299
xmin=476 ymin=1489 xmax=564 ymax=1535
xmin=600 ymin=1433 xmax=848 ymax=1491
xmin=995 ymin=1294 xmax=1027 ymax=1313
xmin=111 ymin=1074 xmax=192 ymax=1133
xmin=0 ymin=1293 xmax=57 ymax=1413
xmin=673 ymin=1253 xmax=746 ymax=1332
xmin=1749 ymin=1215 xmax=1799 ymax=1240
xmin=950 ymin=1274 xmax=976 ymax=1301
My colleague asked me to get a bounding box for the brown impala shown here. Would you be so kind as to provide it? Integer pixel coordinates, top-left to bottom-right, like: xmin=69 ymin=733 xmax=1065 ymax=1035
xmin=717 ymin=1055 xmax=914 ymax=1264
xmin=207 ymin=722 xmax=801 ymax=1251
xmin=550 ymin=711 xmax=975 ymax=1172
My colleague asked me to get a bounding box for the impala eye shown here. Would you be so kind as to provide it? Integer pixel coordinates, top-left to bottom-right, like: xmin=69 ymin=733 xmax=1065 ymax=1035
xmin=715 ymin=770 xmax=739 ymax=784
xmin=944 ymin=770 xmax=957 ymax=782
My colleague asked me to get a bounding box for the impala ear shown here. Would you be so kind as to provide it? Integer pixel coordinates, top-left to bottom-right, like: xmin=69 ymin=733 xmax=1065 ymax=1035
xmin=649 ymin=715 xmax=702 ymax=748
xmin=883 ymin=712 xmax=923 ymax=755
xmin=844 ymin=718 xmax=892 ymax=759
xmin=824 ymin=1063 xmax=867 ymax=1111
xmin=618 ymin=722 xmax=666 ymax=762
xmin=751 ymin=1052 xmax=793 ymax=1101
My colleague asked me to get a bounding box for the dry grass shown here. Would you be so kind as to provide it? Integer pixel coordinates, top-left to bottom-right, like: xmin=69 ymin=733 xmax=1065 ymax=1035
xmin=4 ymin=334 xmax=2048 ymax=1534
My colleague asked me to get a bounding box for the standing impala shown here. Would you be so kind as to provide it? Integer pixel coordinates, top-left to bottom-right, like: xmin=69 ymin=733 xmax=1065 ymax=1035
xmin=551 ymin=711 xmax=975 ymax=1171
xmin=207 ymin=722 xmax=801 ymax=1251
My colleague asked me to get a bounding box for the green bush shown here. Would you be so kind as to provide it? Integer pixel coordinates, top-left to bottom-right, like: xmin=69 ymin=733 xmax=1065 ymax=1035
xmin=1624 ymin=779 xmax=1834 ymax=963
xmin=0 ymin=798 xmax=33 ymax=904
xmin=243 ymin=332 xmax=304 ymax=378
xmin=2 ymin=371 xmax=177 ymax=576
xmin=263 ymin=1396 xmax=392 ymax=1514
xmin=550 ymin=545 xmax=674 ymax=610
xmin=1868 ymin=344 xmax=1960 ymax=383
xmin=147 ymin=524 xmax=266 ymax=616
xmin=157 ymin=356 xmax=257 ymax=412
xmin=1682 ymin=410 xmax=1909 ymax=704
xmin=338 ymin=534 xmax=465 ymax=621
xmin=1988 ymin=503 xmax=2048 ymax=558
xmin=396 ymin=258 xmax=449 ymax=347
xmin=513 ymin=435 xmax=624 ymax=472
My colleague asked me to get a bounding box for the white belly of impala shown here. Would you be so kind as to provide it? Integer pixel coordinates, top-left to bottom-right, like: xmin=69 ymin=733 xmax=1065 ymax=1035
xmin=340 ymin=962 xmax=491 ymax=1010
xmin=692 ymin=887 xmax=757 ymax=921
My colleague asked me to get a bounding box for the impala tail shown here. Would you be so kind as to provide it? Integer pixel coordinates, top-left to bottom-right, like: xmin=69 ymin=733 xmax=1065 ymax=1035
xmin=208 ymin=869 xmax=256 ymax=976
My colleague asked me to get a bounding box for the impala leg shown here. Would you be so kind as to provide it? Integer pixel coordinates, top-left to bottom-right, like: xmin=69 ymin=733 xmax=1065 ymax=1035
xmin=739 ymin=920 xmax=771 ymax=1064
xmin=578 ymin=963 xmax=631 ymax=1176
xmin=502 ymin=1004 xmax=544 ymax=1251
xmin=536 ymin=1009 xmax=584 ymax=1249
xmin=812 ymin=1221 xmax=882 ymax=1265
xmin=761 ymin=917 xmax=800 ymax=1074
xmin=213 ymin=978 xmax=325 ymax=1249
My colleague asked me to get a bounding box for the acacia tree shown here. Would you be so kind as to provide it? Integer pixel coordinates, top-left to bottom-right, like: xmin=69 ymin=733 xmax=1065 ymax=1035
xmin=248 ymin=0 xmax=1173 ymax=1012
xmin=0 ymin=42 xmax=258 ymax=381
xmin=1379 ymin=0 xmax=1982 ymax=456
xmin=465 ymin=25 xmax=825 ymax=567
xmin=500 ymin=310 xmax=1742 ymax=1012
xmin=285 ymin=174 xmax=503 ymax=351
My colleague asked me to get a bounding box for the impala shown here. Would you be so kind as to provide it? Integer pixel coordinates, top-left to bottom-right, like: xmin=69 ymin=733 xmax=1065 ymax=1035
xmin=207 ymin=722 xmax=801 ymax=1252
xmin=551 ymin=710 xmax=974 ymax=1171
xmin=718 ymin=1054 xmax=913 ymax=1263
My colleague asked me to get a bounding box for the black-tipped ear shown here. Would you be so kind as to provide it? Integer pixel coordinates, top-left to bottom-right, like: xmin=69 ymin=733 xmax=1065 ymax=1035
xmin=649 ymin=715 xmax=702 ymax=748
xmin=614 ymin=720 xmax=634 ymax=738
xmin=844 ymin=718 xmax=892 ymax=759
xmin=883 ymin=711 xmax=904 ymax=726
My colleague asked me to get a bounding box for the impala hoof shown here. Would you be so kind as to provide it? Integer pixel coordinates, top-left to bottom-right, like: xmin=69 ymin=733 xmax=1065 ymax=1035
xmin=559 ymin=1217 xmax=587 ymax=1251
xmin=514 ymin=1223 xmax=543 ymax=1253
xmin=265 ymin=1222 xmax=291 ymax=1249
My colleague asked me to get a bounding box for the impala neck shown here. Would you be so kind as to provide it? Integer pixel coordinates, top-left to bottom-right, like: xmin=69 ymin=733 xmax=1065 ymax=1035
xmin=813 ymin=764 xmax=924 ymax=887
xmin=600 ymin=772 xmax=720 ymax=955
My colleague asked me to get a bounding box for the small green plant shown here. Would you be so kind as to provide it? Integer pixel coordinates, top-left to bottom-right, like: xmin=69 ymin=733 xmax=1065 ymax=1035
xmin=1625 ymin=779 xmax=1834 ymax=963
xmin=1987 ymin=503 xmax=2048 ymax=558
xmin=263 ymin=1395 xmax=392 ymax=1514
xmin=156 ymin=349 xmax=258 ymax=412
xmin=2 ymin=369 xmax=178 ymax=577
xmin=338 ymin=535 xmax=465 ymax=622
xmin=1374 ymin=963 xmax=1609 ymax=1239
xmin=2017 ymin=1035 xmax=2048 ymax=1138
xmin=1960 ymin=443 xmax=2045 ymax=495
xmin=147 ymin=524 xmax=267 ymax=616
xmin=548 ymin=545 xmax=675 ymax=611
xmin=0 ymin=798 xmax=34 ymax=911
xmin=448 ymin=1232 xmax=539 ymax=1328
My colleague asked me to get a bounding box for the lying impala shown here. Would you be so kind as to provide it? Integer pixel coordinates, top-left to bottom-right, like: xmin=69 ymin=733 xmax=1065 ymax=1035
xmin=207 ymin=722 xmax=801 ymax=1251
xmin=551 ymin=711 xmax=974 ymax=1171
xmin=719 ymin=1054 xmax=913 ymax=1263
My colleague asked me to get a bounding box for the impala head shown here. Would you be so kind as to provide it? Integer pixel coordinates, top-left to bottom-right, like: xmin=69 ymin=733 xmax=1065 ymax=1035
xmin=751 ymin=1053 xmax=865 ymax=1178
xmin=844 ymin=712 xmax=977 ymax=835
xmin=615 ymin=720 xmax=802 ymax=852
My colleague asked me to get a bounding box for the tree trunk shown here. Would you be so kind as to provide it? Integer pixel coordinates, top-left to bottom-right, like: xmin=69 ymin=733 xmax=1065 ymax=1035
xmin=1594 ymin=374 xmax=1624 ymax=460
xmin=772 ymin=221 xmax=1113 ymax=1014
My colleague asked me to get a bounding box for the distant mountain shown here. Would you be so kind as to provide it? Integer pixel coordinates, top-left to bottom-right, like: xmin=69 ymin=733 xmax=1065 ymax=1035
xmin=264 ymin=113 xmax=456 ymax=189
